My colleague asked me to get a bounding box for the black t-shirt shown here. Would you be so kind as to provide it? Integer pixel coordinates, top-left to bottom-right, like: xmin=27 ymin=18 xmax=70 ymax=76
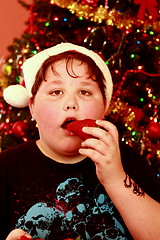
xmin=0 ymin=141 xmax=160 ymax=240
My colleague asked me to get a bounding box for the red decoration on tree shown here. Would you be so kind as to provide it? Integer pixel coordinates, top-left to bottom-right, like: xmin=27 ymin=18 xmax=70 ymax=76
xmin=24 ymin=5 xmax=37 ymax=33
xmin=12 ymin=121 xmax=29 ymax=138
xmin=0 ymin=122 xmax=10 ymax=134
xmin=104 ymin=0 xmax=108 ymax=8
xmin=0 ymin=102 xmax=6 ymax=113
xmin=81 ymin=0 xmax=99 ymax=7
xmin=147 ymin=121 xmax=160 ymax=139
xmin=130 ymin=106 xmax=144 ymax=122
xmin=134 ymin=0 xmax=158 ymax=20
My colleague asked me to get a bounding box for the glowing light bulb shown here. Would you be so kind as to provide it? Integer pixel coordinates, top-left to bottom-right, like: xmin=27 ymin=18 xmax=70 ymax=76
xmin=149 ymin=31 xmax=154 ymax=35
xmin=130 ymin=54 xmax=135 ymax=59
xmin=45 ymin=22 xmax=50 ymax=26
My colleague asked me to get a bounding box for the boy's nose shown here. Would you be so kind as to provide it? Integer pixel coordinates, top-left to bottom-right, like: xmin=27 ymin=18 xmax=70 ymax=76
xmin=63 ymin=96 xmax=79 ymax=111
xmin=65 ymin=103 xmax=78 ymax=111
xmin=67 ymin=105 xmax=76 ymax=109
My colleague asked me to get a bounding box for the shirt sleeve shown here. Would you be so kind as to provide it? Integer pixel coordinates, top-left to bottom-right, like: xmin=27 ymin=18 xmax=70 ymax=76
xmin=120 ymin=142 xmax=160 ymax=203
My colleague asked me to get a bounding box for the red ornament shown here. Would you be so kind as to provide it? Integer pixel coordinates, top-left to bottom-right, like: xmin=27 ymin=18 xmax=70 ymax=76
xmin=0 ymin=102 xmax=4 ymax=110
xmin=81 ymin=0 xmax=99 ymax=7
xmin=0 ymin=103 xmax=6 ymax=114
xmin=12 ymin=121 xmax=29 ymax=138
xmin=134 ymin=0 xmax=158 ymax=20
xmin=147 ymin=121 xmax=160 ymax=139
xmin=0 ymin=122 xmax=10 ymax=134
xmin=24 ymin=5 xmax=37 ymax=34
xmin=130 ymin=106 xmax=144 ymax=122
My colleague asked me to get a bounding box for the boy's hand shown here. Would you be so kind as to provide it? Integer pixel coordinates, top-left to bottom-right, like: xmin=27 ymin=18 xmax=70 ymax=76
xmin=79 ymin=120 xmax=125 ymax=188
xmin=6 ymin=229 xmax=32 ymax=240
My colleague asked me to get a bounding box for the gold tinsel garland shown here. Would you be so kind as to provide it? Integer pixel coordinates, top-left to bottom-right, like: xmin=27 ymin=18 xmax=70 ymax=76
xmin=53 ymin=0 xmax=108 ymax=23
xmin=107 ymin=98 xmax=160 ymax=165
xmin=53 ymin=0 xmax=160 ymax=30
xmin=107 ymin=98 xmax=136 ymax=130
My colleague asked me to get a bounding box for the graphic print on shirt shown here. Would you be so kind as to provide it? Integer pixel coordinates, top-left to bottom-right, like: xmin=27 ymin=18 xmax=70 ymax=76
xmin=16 ymin=177 xmax=128 ymax=240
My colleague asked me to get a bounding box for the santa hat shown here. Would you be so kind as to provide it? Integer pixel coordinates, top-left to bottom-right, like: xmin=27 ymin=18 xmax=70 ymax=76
xmin=3 ymin=42 xmax=113 ymax=111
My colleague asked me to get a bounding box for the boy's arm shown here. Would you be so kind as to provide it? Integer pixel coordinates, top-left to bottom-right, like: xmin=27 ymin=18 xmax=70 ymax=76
xmin=103 ymin=170 xmax=160 ymax=240
xmin=79 ymin=120 xmax=160 ymax=240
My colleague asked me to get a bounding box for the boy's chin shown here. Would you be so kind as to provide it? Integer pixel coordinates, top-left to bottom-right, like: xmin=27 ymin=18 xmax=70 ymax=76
xmin=61 ymin=141 xmax=82 ymax=154
xmin=63 ymin=145 xmax=81 ymax=155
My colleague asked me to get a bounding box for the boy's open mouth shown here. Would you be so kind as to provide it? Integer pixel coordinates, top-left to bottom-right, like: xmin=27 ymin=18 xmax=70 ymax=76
xmin=61 ymin=118 xmax=76 ymax=129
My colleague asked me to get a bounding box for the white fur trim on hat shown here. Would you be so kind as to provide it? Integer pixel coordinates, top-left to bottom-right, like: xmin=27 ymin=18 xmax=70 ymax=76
xmin=3 ymin=85 xmax=30 ymax=108
xmin=3 ymin=42 xmax=113 ymax=110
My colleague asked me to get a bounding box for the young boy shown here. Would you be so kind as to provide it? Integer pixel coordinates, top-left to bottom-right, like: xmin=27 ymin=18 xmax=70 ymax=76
xmin=1 ymin=43 xmax=160 ymax=240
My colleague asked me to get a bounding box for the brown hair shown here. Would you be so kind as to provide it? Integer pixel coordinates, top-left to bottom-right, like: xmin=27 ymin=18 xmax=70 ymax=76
xmin=31 ymin=51 xmax=106 ymax=102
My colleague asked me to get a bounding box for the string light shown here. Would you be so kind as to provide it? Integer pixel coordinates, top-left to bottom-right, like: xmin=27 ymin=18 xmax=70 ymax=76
xmin=53 ymin=17 xmax=59 ymax=21
xmin=130 ymin=54 xmax=135 ymax=59
xmin=45 ymin=22 xmax=50 ymax=26
xmin=140 ymin=98 xmax=144 ymax=102
xmin=8 ymin=59 xmax=13 ymax=63
xmin=149 ymin=30 xmax=154 ymax=35
xmin=31 ymin=50 xmax=38 ymax=54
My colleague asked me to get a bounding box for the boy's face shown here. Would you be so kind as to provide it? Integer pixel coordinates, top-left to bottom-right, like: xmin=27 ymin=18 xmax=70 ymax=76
xmin=29 ymin=59 xmax=106 ymax=162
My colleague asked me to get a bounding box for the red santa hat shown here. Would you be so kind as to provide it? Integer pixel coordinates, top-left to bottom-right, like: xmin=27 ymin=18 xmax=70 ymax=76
xmin=3 ymin=42 xmax=113 ymax=111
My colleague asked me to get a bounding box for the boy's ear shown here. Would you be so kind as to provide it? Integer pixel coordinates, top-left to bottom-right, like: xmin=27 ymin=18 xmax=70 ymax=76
xmin=29 ymin=97 xmax=35 ymax=120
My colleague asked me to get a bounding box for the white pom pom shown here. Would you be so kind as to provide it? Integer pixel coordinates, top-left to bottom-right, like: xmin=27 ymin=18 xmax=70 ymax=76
xmin=3 ymin=85 xmax=30 ymax=108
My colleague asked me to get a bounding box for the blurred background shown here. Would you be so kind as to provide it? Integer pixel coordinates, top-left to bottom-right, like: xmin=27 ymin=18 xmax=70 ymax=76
xmin=0 ymin=0 xmax=32 ymax=66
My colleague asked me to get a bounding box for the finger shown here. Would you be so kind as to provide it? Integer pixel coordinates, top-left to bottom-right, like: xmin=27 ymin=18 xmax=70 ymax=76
xmin=82 ymin=138 xmax=110 ymax=155
xmin=96 ymin=120 xmax=119 ymax=143
xmin=82 ymin=126 xmax=114 ymax=145
xmin=6 ymin=229 xmax=32 ymax=240
xmin=79 ymin=147 xmax=105 ymax=164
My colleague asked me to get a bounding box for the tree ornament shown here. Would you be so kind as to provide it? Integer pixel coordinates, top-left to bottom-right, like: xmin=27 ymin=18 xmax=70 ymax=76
xmin=81 ymin=0 xmax=99 ymax=7
xmin=104 ymin=0 xmax=108 ymax=8
xmin=147 ymin=121 xmax=160 ymax=139
xmin=24 ymin=4 xmax=37 ymax=34
xmin=0 ymin=76 xmax=8 ymax=91
xmin=134 ymin=0 xmax=158 ymax=20
xmin=130 ymin=106 xmax=144 ymax=122
xmin=0 ymin=102 xmax=5 ymax=111
xmin=0 ymin=122 xmax=10 ymax=134
xmin=12 ymin=121 xmax=29 ymax=138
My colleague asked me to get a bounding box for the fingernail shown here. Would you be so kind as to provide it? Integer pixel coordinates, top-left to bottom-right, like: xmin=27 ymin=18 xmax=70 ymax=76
xmin=96 ymin=120 xmax=101 ymax=124
xmin=82 ymin=127 xmax=87 ymax=132
xmin=79 ymin=149 xmax=83 ymax=154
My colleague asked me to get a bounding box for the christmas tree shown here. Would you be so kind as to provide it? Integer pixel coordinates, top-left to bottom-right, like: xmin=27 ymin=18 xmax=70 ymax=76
xmin=0 ymin=0 xmax=160 ymax=173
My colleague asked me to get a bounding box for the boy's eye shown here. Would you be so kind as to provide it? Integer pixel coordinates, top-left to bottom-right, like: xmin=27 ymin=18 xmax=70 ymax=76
xmin=50 ymin=90 xmax=63 ymax=96
xmin=80 ymin=90 xmax=92 ymax=96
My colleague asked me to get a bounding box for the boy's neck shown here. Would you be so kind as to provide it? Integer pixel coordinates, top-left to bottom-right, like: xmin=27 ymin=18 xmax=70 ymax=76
xmin=36 ymin=139 xmax=86 ymax=164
